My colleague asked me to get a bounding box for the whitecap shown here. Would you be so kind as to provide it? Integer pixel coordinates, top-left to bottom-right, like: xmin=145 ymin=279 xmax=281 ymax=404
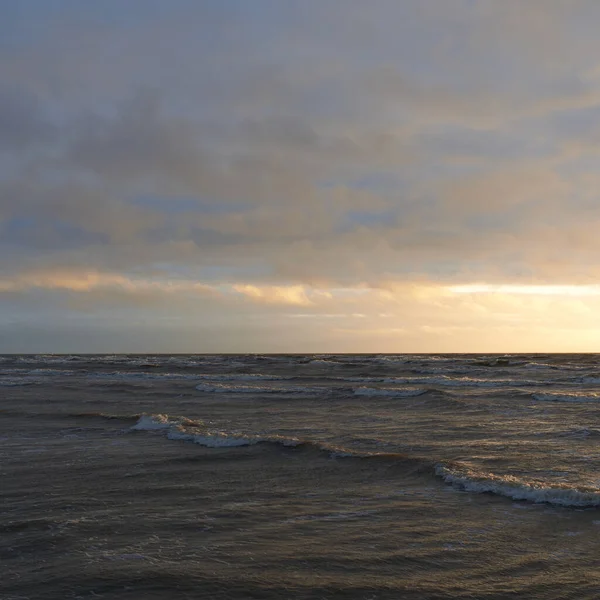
xmin=130 ymin=414 xmax=202 ymax=431
xmin=130 ymin=414 xmax=174 ymax=430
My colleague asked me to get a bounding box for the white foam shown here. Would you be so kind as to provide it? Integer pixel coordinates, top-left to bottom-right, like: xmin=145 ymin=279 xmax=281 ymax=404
xmin=532 ymin=392 xmax=600 ymax=403
xmin=524 ymin=362 xmax=558 ymax=370
xmin=132 ymin=414 xmax=302 ymax=449
xmin=308 ymin=359 xmax=343 ymax=366
xmin=130 ymin=414 xmax=175 ymax=430
xmin=436 ymin=465 xmax=600 ymax=507
xmin=167 ymin=426 xmax=303 ymax=448
xmin=353 ymin=387 xmax=426 ymax=397
xmin=27 ymin=368 xmax=75 ymax=376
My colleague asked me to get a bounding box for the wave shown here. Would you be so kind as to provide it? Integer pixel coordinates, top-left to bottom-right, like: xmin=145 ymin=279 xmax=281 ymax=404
xmin=0 ymin=378 xmax=38 ymax=386
xmin=307 ymin=359 xmax=344 ymax=366
xmin=531 ymin=392 xmax=600 ymax=403
xmin=91 ymin=371 xmax=200 ymax=381
xmin=129 ymin=414 xmax=600 ymax=508
xmin=2 ymin=369 xmax=288 ymax=383
xmin=344 ymin=375 xmax=544 ymax=388
xmin=195 ymin=382 xmax=324 ymax=394
xmin=523 ymin=362 xmax=561 ymax=370
xmin=68 ymin=411 xmax=142 ymax=422
xmin=470 ymin=358 xmax=514 ymax=367
xmin=194 ymin=382 xmax=455 ymax=399
xmin=436 ymin=464 xmax=600 ymax=508
xmin=409 ymin=376 xmax=542 ymax=388
xmin=353 ymin=387 xmax=427 ymax=398
xmin=131 ymin=414 xmax=203 ymax=430
xmin=130 ymin=414 xmax=432 ymax=461
xmin=166 ymin=428 xmax=303 ymax=448
xmin=559 ymin=427 xmax=600 ymax=438
xmin=5 ymin=409 xmax=151 ymax=424
xmin=195 ymin=373 xmax=288 ymax=381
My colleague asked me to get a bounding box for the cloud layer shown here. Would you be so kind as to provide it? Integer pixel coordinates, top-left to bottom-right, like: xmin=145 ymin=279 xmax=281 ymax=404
xmin=3 ymin=0 xmax=600 ymax=351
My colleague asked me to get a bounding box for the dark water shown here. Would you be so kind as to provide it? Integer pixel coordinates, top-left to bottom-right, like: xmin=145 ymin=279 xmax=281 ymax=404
xmin=2 ymin=354 xmax=600 ymax=599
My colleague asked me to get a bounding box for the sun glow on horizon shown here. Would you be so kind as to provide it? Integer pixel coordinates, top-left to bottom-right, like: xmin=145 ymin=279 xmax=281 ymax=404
xmin=448 ymin=284 xmax=600 ymax=297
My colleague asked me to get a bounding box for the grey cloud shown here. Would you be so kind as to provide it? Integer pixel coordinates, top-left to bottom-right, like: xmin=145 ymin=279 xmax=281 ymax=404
xmin=0 ymin=87 xmax=55 ymax=152
xmin=2 ymin=1 xmax=600 ymax=292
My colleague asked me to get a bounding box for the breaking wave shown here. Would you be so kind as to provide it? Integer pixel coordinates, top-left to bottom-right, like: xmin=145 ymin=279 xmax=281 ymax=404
xmin=129 ymin=414 xmax=434 ymax=461
xmin=130 ymin=414 xmax=204 ymax=430
xmin=436 ymin=464 xmax=600 ymax=508
xmin=129 ymin=414 xmax=600 ymax=508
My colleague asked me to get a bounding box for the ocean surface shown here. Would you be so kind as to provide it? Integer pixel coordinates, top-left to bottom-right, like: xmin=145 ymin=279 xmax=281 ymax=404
xmin=2 ymin=353 xmax=600 ymax=599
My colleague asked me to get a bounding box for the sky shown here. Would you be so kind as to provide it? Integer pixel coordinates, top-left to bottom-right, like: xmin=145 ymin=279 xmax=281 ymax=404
xmin=3 ymin=0 xmax=600 ymax=353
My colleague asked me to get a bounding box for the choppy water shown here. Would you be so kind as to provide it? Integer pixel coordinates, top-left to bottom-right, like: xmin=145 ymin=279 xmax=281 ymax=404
xmin=2 ymin=353 xmax=600 ymax=599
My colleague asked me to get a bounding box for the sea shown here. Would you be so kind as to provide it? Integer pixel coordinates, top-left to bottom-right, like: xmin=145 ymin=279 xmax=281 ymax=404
xmin=2 ymin=353 xmax=600 ymax=599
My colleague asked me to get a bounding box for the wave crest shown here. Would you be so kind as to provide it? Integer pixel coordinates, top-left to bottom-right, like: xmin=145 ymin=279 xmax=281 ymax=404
xmin=436 ymin=464 xmax=600 ymax=507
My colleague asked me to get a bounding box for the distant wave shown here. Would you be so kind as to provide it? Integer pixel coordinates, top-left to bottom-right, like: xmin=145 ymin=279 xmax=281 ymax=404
xmin=531 ymin=392 xmax=600 ymax=403
xmin=195 ymin=373 xmax=289 ymax=381
xmin=0 ymin=378 xmax=38 ymax=386
xmin=195 ymin=382 xmax=326 ymax=394
xmin=69 ymin=411 xmax=143 ymax=422
xmin=307 ymin=359 xmax=345 ymax=366
xmin=193 ymin=382 xmax=457 ymax=399
xmin=353 ymin=387 xmax=427 ymax=397
xmin=92 ymin=371 xmax=200 ymax=381
xmin=558 ymin=427 xmax=600 ymax=438
xmin=344 ymin=375 xmax=545 ymax=388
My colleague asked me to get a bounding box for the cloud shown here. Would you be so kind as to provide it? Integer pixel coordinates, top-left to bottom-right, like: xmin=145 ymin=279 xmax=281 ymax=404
xmin=0 ymin=269 xmax=219 ymax=295
xmin=231 ymin=284 xmax=318 ymax=306
xmin=3 ymin=1 xmax=600 ymax=349
xmin=0 ymin=87 xmax=56 ymax=152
